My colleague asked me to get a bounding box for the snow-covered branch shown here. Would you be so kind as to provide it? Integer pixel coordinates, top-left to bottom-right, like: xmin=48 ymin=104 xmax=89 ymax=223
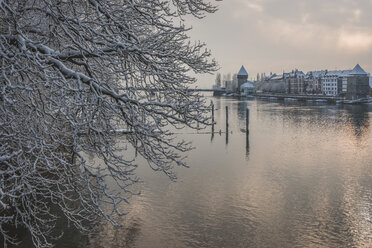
xmin=0 ymin=0 xmax=218 ymax=247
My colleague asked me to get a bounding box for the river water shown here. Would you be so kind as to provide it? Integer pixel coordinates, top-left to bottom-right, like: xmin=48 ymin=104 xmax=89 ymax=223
xmin=32 ymin=96 xmax=372 ymax=247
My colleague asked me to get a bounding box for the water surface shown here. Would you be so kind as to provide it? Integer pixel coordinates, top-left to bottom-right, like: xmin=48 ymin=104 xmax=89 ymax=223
xmin=67 ymin=97 xmax=372 ymax=247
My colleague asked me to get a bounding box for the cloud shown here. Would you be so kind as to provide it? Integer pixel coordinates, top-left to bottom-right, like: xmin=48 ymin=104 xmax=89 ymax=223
xmin=188 ymin=0 xmax=372 ymax=87
xmin=232 ymin=0 xmax=263 ymax=19
xmin=244 ymin=2 xmax=263 ymax=12
xmin=338 ymin=30 xmax=372 ymax=52
xmin=351 ymin=9 xmax=362 ymax=23
xmin=238 ymin=0 xmax=372 ymax=54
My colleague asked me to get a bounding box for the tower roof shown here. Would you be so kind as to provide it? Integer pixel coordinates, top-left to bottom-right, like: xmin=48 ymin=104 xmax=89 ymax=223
xmin=238 ymin=66 xmax=248 ymax=76
xmin=350 ymin=64 xmax=367 ymax=75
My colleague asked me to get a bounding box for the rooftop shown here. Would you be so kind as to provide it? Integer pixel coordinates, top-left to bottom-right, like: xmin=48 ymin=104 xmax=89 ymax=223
xmin=271 ymin=75 xmax=283 ymax=80
xmin=325 ymin=70 xmax=352 ymax=77
xmin=306 ymin=70 xmax=327 ymax=79
xmin=350 ymin=64 xmax=367 ymax=75
xmin=240 ymin=82 xmax=255 ymax=88
xmin=238 ymin=66 xmax=248 ymax=76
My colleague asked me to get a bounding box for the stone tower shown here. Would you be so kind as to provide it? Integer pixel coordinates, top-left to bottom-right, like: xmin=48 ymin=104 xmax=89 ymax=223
xmin=237 ymin=66 xmax=248 ymax=92
xmin=346 ymin=64 xmax=370 ymax=100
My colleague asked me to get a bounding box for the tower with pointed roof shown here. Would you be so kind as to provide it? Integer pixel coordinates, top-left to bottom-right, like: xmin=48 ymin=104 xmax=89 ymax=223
xmin=237 ymin=66 xmax=248 ymax=92
xmin=345 ymin=64 xmax=370 ymax=100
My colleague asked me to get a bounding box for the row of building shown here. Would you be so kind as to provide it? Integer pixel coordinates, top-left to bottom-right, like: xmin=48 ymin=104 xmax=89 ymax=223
xmin=236 ymin=64 xmax=371 ymax=100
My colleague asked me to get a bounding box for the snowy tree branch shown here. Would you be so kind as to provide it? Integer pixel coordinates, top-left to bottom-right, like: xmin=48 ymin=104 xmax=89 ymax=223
xmin=0 ymin=0 xmax=218 ymax=247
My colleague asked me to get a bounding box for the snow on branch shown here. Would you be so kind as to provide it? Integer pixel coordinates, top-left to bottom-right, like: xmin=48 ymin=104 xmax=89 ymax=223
xmin=0 ymin=0 xmax=218 ymax=247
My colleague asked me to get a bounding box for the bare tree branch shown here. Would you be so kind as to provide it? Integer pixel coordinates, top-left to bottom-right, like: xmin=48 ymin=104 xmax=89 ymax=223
xmin=0 ymin=0 xmax=218 ymax=247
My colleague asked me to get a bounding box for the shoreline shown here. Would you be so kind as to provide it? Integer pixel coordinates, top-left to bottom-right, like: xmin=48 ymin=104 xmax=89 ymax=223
xmin=214 ymin=92 xmax=371 ymax=104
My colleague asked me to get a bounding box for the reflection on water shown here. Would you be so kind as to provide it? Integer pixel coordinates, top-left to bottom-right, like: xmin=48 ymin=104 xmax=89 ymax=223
xmin=60 ymin=98 xmax=372 ymax=247
xmin=246 ymin=132 xmax=250 ymax=158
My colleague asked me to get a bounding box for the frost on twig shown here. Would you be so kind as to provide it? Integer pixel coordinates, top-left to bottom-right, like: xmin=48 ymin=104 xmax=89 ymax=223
xmin=0 ymin=0 xmax=218 ymax=247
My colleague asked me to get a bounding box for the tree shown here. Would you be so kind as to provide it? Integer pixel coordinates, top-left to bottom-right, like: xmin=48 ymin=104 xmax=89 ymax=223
xmin=223 ymin=73 xmax=231 ymax=87
xmin=0 ymin=0 xmax=218 ymax=247
xmin=232 ymin=73 xmax=238 ymax=91
xmin=215 ymin=73 xmax=221 ymax=88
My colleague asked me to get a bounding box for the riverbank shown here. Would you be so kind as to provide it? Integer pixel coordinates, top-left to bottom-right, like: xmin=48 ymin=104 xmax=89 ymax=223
xmin=254 ymin=93 xmax=372 ymax=104
xmin=214 ymin=91 xmax=372 ymax=104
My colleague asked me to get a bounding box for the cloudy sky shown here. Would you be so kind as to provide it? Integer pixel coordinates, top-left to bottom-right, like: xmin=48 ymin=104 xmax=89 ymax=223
xmin=189 ymin=0 xmax=372 ymax=88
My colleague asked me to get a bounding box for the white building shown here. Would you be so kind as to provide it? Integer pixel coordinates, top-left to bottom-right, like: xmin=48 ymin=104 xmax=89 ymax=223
xmin=240 ymin=82 xmax=256 ymax=96
xmin=322 ymin=70 xmax=351 ymax=96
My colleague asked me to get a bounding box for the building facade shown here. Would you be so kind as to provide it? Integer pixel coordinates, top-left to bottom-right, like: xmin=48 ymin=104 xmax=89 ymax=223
xmin=322 ymin=70 xmax=351 ymax=96
xmin=255 ymin=64 xmax=371 ymax=98
xmin=240 ymin=82 xmax=256 ymax=96
xmin=284 ymin=70 xmax=305 ymax=94
xmin=344 ymin=64 xmax=370 ymax=100
xmin=305 ymin=71 xmax=326 ymax=94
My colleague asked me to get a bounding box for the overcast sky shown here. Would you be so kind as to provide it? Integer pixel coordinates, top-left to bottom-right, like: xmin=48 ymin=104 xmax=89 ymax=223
xmin=189 ymin=0 xmax=372 ymax=88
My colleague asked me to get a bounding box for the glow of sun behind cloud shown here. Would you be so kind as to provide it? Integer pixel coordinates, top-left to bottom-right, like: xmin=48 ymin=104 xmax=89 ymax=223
xmin=338 ymin=31 xmax=372 ymax=52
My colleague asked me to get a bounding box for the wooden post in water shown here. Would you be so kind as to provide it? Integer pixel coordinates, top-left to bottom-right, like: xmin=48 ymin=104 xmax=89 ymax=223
xmin=245 ymin=108 xmax=249 ymax=158
xmin=226 ymin=106 xmax=229 ymax=130
xmin=226 ymin=106 xmax=229 ymax=145
xmin=211 ymin=101 xmax=215 ymax=141
xmin=211 ymin=100 xmax=215 ymax=124
xmin=246 ymin=107 xmax=250 ymax=156
xmin=246 ymin=108 xmax=249 ymax=134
